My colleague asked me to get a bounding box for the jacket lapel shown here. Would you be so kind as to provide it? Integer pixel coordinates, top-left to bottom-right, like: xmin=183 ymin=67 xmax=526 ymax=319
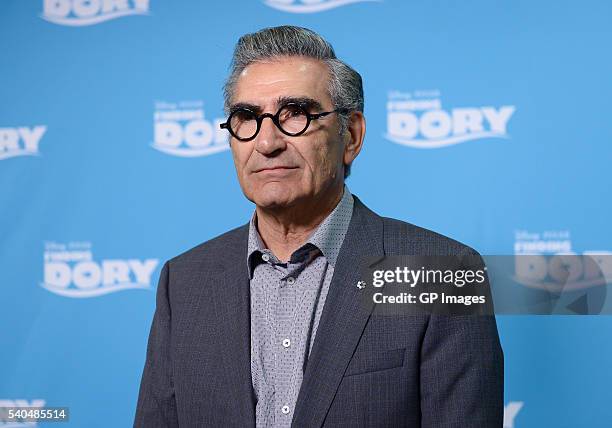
xmin=210 ymin=224 xmax=256 ymax=426
xmin=291 ymin=195 xmax=385 ymax=427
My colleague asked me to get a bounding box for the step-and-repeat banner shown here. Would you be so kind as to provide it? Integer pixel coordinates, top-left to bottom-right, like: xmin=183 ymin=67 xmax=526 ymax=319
xmin=1 ymin=1 xmax=611 ymax=427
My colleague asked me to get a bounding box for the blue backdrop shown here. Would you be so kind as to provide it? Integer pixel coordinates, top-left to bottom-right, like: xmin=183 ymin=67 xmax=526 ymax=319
xmin=1 ymin=1 xmax=611 ymax=427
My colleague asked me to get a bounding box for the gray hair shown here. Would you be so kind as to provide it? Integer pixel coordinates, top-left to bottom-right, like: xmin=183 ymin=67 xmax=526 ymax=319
xmin=223 ymin=26 xmax=364 ymax=179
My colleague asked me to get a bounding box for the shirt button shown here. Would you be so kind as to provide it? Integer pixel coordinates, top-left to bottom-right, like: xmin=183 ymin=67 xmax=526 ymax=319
xmin=281 ymin=405 xmax=291 ymax=415
xmin=282 ymin=338 xmax=291 ymax=348
xmin=262 ymin=253 xmax=270 ymax=262
xmin=286 ymin=277 xmax=295 ymax=285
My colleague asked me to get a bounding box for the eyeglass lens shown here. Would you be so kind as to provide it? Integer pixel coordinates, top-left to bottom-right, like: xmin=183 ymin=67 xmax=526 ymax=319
xmin=229 ymin=104 xmax=309 ymax=140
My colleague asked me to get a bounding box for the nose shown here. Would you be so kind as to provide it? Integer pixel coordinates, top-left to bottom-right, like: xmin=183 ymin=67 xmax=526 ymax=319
xmin=254 ymin=115 xmax=287 ymax=156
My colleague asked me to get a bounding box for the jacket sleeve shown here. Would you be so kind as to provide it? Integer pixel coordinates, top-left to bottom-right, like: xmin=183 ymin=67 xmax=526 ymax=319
xmin=419 ymin=250 xmax=504 ymax=427
xmin=134 ymin=261 xmax=180 ymax=428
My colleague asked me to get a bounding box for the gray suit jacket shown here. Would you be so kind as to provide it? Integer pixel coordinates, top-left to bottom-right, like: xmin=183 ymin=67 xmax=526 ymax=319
xmin=134 ymin=195 xmax=504 ymax=427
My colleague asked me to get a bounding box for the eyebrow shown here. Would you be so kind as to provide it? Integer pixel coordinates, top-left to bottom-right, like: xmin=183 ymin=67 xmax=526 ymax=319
xmin=229 ymin=96 xmax=324 ymax=114
xmin=276 ymin=96 xmax=323 ymax=112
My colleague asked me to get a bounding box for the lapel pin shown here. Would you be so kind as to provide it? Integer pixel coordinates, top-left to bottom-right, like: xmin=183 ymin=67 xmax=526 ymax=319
xmin=356 ymin=280 xmax=366 ymax=290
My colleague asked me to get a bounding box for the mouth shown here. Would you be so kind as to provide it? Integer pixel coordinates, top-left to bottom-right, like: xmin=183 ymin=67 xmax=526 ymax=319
xmin=254 ymin=166 xmax=299 ymax=173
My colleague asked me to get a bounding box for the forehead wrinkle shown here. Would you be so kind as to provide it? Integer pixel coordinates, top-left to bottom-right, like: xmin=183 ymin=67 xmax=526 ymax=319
xmin=233 ymin=59 xmax=331 ymax=111
xmin=239 ymin=58 xmax=320 ymax=88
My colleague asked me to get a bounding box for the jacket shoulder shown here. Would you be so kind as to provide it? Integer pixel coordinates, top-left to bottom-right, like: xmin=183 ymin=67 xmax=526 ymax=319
xmin=166 ymin=223 xmax=248 ymax=271
xmin=381 ymin=216 xmax=480 ymax=256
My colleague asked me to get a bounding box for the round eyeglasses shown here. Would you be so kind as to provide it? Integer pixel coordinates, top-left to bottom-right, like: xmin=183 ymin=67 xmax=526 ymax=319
xmin=219 ymin=103 xmax=347 ymax=142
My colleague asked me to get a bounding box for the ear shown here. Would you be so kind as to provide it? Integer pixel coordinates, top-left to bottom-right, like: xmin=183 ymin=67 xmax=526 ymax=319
xmin=343 ymin=111 xmax=366 ymax=168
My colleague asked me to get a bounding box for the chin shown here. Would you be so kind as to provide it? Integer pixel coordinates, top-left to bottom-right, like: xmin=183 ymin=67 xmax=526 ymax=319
xmin=254 ymin=194 xmax=296 ymax=209
xmin=252 ymin=186 xmax=301 ymax=209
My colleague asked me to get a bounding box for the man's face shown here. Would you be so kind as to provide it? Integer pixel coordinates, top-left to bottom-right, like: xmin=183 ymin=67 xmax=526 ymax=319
xmin=228 ymin=56 xmax=346 ymax=210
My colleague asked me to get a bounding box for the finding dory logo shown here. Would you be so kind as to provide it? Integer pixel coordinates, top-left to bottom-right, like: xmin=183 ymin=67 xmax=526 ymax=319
xmin=263 ymin=0 xmax=379 ymax=13
xmin=41 ymin=0 xmax=149 ymax=26
xmin=385 ymin=90 xmax=515 ymax=149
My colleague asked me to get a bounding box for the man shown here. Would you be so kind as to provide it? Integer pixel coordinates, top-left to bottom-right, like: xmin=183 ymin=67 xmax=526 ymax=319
xmin=135 ymin=26 xmax=503 ymax=427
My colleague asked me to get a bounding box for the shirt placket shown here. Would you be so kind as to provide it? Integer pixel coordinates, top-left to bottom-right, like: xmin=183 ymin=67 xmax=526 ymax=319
xmin=273 ymin=260 xmax=298 ymax=426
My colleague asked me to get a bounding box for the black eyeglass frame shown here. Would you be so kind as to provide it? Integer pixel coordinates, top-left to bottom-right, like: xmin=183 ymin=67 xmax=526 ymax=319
xmin=219 ymin=102 xmax=349 ymax=142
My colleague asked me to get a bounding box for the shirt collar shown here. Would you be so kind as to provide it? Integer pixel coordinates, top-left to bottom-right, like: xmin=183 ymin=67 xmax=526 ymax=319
xmin=247 ymin=184 xmax=354 ymax=278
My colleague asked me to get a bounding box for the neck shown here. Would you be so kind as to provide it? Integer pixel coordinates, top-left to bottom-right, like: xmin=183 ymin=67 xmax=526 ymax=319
xmin=255 ymin=183 xmax=344 ymax=262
